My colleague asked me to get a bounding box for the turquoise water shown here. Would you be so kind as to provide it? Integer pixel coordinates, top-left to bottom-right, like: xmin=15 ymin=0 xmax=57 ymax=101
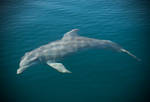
xmin=0 ymin=0 xmax=150 ymax=102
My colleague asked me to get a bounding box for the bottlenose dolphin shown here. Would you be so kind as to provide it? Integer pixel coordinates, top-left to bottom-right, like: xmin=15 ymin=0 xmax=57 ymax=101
xmin=17 ymin=29 xmax=141 ymax=74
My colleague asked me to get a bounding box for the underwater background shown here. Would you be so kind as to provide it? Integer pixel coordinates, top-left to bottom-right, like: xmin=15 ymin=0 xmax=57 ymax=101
xmin=0 ymin=0 xmax=150 ymax=102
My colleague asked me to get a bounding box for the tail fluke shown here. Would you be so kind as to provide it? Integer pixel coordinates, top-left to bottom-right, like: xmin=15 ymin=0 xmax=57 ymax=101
xmin=121 ymin=49 xmax=141 ymax=61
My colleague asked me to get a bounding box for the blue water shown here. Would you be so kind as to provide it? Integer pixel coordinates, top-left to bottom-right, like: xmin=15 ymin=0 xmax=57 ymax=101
xmin=0 ymin=0 xmax=150 ymax=102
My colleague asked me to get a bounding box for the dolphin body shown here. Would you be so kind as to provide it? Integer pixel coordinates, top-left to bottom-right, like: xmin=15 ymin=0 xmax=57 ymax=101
xmin=17 ymin=29 xmax=141 ymax=74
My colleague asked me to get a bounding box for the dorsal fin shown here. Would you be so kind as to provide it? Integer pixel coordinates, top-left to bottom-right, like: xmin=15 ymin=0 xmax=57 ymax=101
xmin=63 ymin=29 xmax=79 ymax=39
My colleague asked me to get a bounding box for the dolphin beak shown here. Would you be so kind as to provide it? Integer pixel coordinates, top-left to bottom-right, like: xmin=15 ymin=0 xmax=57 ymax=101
xmin=17 ymin=66 xmax=27 ymax=74
xmin=17 ymin=68 xmax=22 ymax=74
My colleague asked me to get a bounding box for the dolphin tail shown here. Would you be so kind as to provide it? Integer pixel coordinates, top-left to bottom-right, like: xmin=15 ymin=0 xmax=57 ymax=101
xmin=120 ymin=49 xmax=141 ymax=61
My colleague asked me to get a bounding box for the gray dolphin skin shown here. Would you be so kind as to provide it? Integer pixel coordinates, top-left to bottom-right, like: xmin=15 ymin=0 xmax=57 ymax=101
xmin=17 ymin=29 xmax=141 ymax=74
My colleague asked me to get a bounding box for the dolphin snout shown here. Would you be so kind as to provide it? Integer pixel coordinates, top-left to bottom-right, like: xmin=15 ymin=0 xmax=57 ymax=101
xmin=17 ymin=69 xmax=22 ymax=74
xmin=17 ymin=66 xmax=28 ymax=74
xmin=17 ymin=68 xmax=23 ymax=74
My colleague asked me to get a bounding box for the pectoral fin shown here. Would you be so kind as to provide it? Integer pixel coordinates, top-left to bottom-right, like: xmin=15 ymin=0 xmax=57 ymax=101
xmin=47 ymin=61 xmax=71 ymax=73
